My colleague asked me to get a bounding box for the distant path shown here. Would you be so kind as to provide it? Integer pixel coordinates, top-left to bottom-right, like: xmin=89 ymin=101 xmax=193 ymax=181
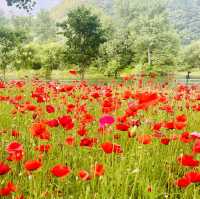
xmin=176 ymin=75 xmax=200 ymax=84
xmin=1 ymin=74 xmax=200 ymax=84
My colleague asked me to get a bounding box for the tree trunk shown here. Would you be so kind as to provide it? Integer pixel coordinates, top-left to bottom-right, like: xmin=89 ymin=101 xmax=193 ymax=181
xmin=2 ymin=66 xmax=6 ymax=82
xmin=114 ymin=70 xmax=118 ymax=79
xmin=45 ymin=68 xmax=52 ymax=81
xmin=80 ymin=66 xmax=85 ymax=81
xmin=148 ymin=47 xmax=151 ymax=66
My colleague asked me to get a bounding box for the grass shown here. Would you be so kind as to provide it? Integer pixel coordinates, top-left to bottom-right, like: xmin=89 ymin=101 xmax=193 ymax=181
xmin=2 ymin=67 xmax=200 ymax=81
xmin=0 ymin=74 xmax=200 ymax=198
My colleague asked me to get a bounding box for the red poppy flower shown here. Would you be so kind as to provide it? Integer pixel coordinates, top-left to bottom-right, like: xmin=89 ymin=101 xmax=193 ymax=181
xmin=47 ymin=119 xmax=59 ymax=128
xmin=58 ymin=115 xmax=74 ymax=130
xmin=136 ymin=92 xmax=158 ymax=105
xmin=177 ymin=154 xmax=199 ymax=167
xmin=101 ymin=141 xmax=122 ymax=154
xmin=6 ymin=141 xmax=24 ymax=161
xmin=180 ymin=132 xmax=193 ymax=143
xmin=67 ymin=104 xmax=75 ymax=113
xmin=46 ymin=105 xmax=55 ymax=113
xmin=164 ymin=121 xmax=174 ymax=129
xmin=0 ymin=81 xmax=5 ymax=89
xmin=31 ymin=122 xmax=51 ymax=140
xmin=91 ymin=92 xmax=100 ymax=99
xmin=193 ymin=140 xmax=200 ymax=153
xmin=7 ymin=151 xmax=24 ymax=161
xmin=123 ymin=90 xmax=132 ymax=99
xmin=101 ymin=141 xmax=113 ymax=154
xmin=125 ymin=107 xmax=137 ymax=117
xmin=185 ymin=171 xmax=200 ymax=183
xmin=65 ymin=136 xmax=75 ymax=146
xmin=131 ymin=119 xmax=141 ymax=127
xmin=80 ymin=138 xmax=97 ymax=148
xmin=93 ymin=163 xmax=105 ymax=177
xmin=113 ymin=143 xmax=123 ymax=153
xmin=77 ymin=127 xmax=87 ymax=136
xmin=25 ymin=104 xmax=37 ymax=111
xmin=160 ymin=105 xmax=173 ymax=113
xmin=176 ymin=114 xmax=187 ymax=123
xmin=160 ymin=138 xmax=170 ymax=145
xmin=11 ymin=130 xmax=20 ymax=137
xmin=81 ymin=113 xmax=95 ymax=124
xmin=0 ymin=182 xmax=16 ymax=196
xmin=152 ymin=123 xmax=162 ymax=131
xmin=6 ymin=141 xmax=23 ymax=154
xmin=117 ymin=116 xmax=127 ymax=123
xmin=116 ymin=123 xmax=130 ymax=131
xmin=0 ymin=162 xmax=10 ymax=175
xmin=24 ymin=160 xmax=42 ymax=171
xmin=137 ymin=135 xmax=152 ymax=144
xmin=51 ymin=164 xmax=71 ymax=177
xmin=174 ymin=122 xmax=186 ymax=130
xmin=176 ymin=177 xmax=191 ymax=188
xmin=78 ymin=170 xmax=91 ymax=181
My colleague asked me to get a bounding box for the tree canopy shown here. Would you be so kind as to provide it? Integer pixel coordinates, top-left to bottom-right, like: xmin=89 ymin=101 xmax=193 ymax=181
xmin=58 ymin=6 xmax=107 ymax=79
xmin=1 ymin=0 xmax=200 ymax=79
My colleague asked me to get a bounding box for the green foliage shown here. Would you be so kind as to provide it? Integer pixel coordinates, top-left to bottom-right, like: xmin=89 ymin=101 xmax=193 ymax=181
xmin=182 ymin=41 xmax=200 ymax=69
xmin=10 ymin=42 xmax=65 ymax=79
xmin=58 ymin=6 xmax=107 ymax=79
xmin=11 ymin=16 xmax=34 ymax=41
xmin=168 ymin=0 xmax=200 ymax=44
xmin=126 ymin=1 xmax=180 ymax=73
xmin=104 ymin=58 xmax=120 ymax=77
xmin=11 ymin=44 xmax=36 ymax=70
xmin=33 ymin=11 xmax=57 ymax=42
xmin=5 ymin=0 xmax=36 ymax=11
xmin=4 ymin=0 xmax=199 ymax=77
xmin=96 ymin=30 xmax=135 ymax=76
xmin=42 ymin=42 xmax=65 ymax=79
xmin=0 ymin=27 xmax=26 ymax=79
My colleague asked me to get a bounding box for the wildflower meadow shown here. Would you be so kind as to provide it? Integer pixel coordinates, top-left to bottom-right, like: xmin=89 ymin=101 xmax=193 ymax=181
xmin=1 ymin=74 xmax=200 ymax=198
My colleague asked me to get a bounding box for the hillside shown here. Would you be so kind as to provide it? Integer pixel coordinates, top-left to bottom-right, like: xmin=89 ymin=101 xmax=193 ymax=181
xmin=168 ymin=0 xmax=200 ymax=44
xmin=50 ymin=0 xmax=113 ymax=19
xmin=50 ymin=0 xmax=200 ymax=44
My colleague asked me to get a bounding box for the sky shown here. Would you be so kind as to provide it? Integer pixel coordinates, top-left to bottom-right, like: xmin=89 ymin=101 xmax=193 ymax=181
xmin=0 ymin=0 xmax=62 ymax=16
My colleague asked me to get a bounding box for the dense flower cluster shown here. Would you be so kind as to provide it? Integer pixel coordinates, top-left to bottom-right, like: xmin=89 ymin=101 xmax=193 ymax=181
xmin=1 ymin=74 xmax=200 ymax=197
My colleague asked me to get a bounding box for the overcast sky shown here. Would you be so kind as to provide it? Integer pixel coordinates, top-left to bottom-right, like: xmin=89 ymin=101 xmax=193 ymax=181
xmin=0 ymin=0 xmax=62 ymax=16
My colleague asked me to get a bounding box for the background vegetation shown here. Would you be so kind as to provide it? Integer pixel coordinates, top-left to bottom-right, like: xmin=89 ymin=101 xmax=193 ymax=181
xmin=0 ymin=0 xmax=200 ymax=79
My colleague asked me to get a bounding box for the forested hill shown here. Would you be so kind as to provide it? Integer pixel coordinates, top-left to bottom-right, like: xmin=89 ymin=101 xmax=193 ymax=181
xmin=168 ymin=0 xmax=200 ymax=44
xmin=50 ymin=0 xmax=114 ymax=19
xmin=51 ymin=0 xmax=200 ymax=44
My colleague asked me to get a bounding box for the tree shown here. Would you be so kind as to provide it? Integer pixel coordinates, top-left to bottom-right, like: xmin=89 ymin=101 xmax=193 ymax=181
xmin=5 ymin=0 xmax=36 ymax=11
xmin=132 ymin=14 xmax=180 ymax=67
xmin=0 ymin=27 xmax=26 ymax=80
xmin=42 ymin=43 xmax=65 ymax=80
xmin=117 ymin=0 xmax=180 ymax=74
xmin=11 ymin=43 xmax=36 ymax=70
xmin=33 ymin=10 xmax=57 ymax=42
xmin=58 ymin=6 xmax=107 ymax=80
xmin=96 ymin=29 xmax=135 ymax=77
xmin=182 ymin=41 xmax=200 ymax=69
xmin=168 ymin=0 xmax=200 ymax=44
